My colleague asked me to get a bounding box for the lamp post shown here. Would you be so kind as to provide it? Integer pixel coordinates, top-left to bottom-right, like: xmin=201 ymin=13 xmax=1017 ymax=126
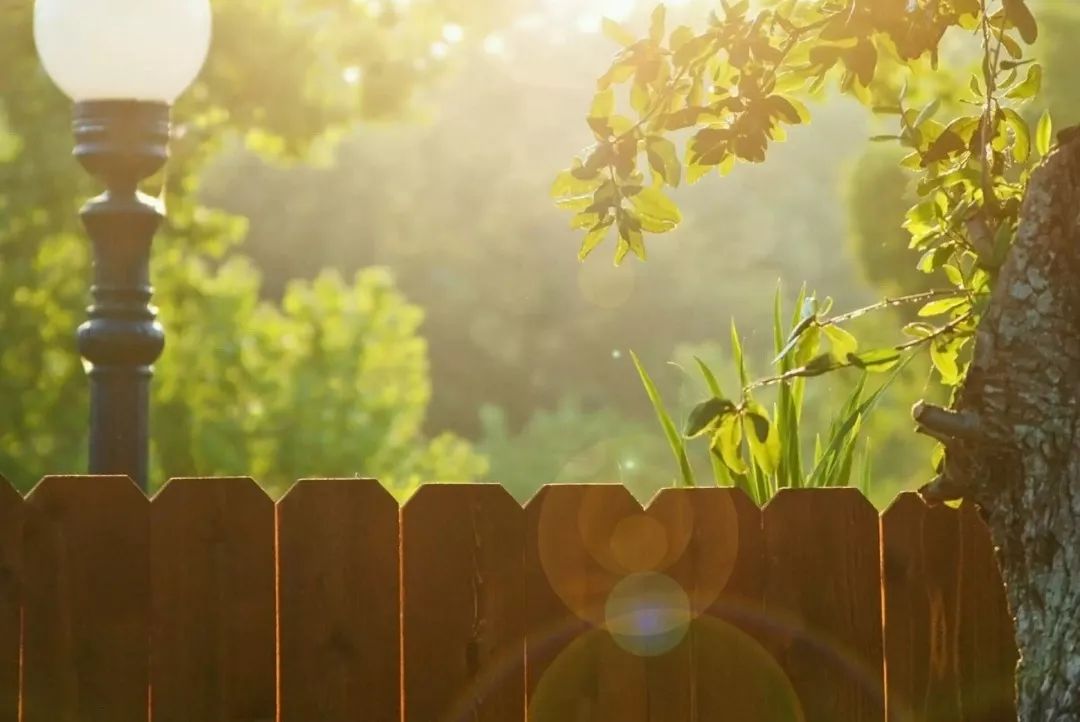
xmin=34 ymin=0 xmax=212 ymax=490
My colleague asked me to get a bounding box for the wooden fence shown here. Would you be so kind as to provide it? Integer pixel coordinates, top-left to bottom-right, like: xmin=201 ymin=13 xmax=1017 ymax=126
xmin=0 ymin=476 xmax=1017 ymax=722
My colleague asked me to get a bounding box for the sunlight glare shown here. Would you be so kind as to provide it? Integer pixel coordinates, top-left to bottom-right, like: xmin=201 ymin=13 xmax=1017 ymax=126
xmin=442 ymin=23 xmax=464 ymax=44
xmin=482 ymin=34 xmax=506 ymax=55
xmin=342 ymin=65 xmax=362 ymax=85
xmin=430 ymin=41 xmax=449 ymax=59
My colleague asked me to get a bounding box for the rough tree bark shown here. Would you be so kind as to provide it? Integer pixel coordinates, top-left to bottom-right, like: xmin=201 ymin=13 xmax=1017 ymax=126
xmin=917 ymin=138 xmax=1080 ymax=721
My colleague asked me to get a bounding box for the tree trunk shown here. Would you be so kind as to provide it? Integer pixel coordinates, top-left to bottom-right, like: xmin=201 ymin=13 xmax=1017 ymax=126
xmin=921 ymin=138 xmax=1080 ymax=721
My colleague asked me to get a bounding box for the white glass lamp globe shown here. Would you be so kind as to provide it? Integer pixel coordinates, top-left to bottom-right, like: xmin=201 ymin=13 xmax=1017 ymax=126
xmin=34 ymin=0 xmax=212 ymax=103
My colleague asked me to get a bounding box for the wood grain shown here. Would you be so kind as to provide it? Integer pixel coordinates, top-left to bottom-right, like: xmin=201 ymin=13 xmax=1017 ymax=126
xmin=402 ymin=483 xmax=525 ymax=722
xmin=150 ymin=477 xmax=276 ymax=722
xmin=763 ymin=488 xmax=885 ymax=722
xmin=22 ymin=476 xmax=150 ymax=722
xmin=0 ymin=477 xmax=21 ymax=722
xmin=881 ymin=493 xmax=963 ymax=722
xmin=278 ymin=479 xmax=400 ymax=722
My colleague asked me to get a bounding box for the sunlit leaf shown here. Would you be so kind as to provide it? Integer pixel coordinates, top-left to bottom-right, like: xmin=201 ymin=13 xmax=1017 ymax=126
xmin=1036 ymin=109 xmax=1053 ymax=156
xmin=630 ymin=187 xmax=682 ymax=231
xmin=1006 ymin=63 xmax=1042 ymax=101
xmin=847 ymin=348 xmax=902 ymax=372
xmin=685 ymin=396 xmax=737 ymax=438
xmin=603 ymin=17 xmax=637 ymax=47
xmin=931 ymin=338 xmax=960 ymax=384
xmin=919 ymin=297 xmax=968 ymax=317
xmin=649 ymin=4 xmax=666 ymax=44
xmin=631 ymin=350 xmax=695 ymax=486
xmin=1003 ymin=0 xmax=1038 ymax=44
xmin=646 ymin=135 xmax=682 ymax=187
xmin=713 ymin=413 xmax=747 ymax=475
xmin=823 ymin=324 xmax=858 ymax=359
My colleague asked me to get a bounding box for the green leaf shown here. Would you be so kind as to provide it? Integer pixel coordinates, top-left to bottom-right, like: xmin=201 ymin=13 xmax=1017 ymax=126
xmin=713 ymin=413 xmax=747 ymax=475
xmin=847 ymin=348 xmax=902 ymax=372
xmin=919 ymin=297 xmax=968 ymax=317
xmin=931 ymin=338 xmax=960 ymax=384
xmin=695 ymin=356 xmax=724 ymax=397
xmin=631 ymin=350 xmax=695 ymax=487
xmin=646 ymin=135 xmax=682 ymax=187
xmin=590 ymin=87 xmax=615 ymax=119
xmin=630 ymin=187 xmax=682 ymax=232
xmin=943 ymin=264 xmax=964 ymax=286
xmin=551 ymin=168 xmax=600 ymax=207
xmin=767 ymin=95 xmax=808 ymax=125
xmin=1003 ymin=0 xmax=1038 ymax=44
xmin=823 ymin=324 xmax=858 ymax=359
xmin=684 ymin=396 xmax=737 ymax=438
xmin=577 ymin=218 xmax=614 ymax=260
xmin=1036 ymin=109 xmax=1053 ymax=156
xmin=773 ymin=312 xmax=817 ymax=365
xmin=603 ymin=17 xmax=638 ymax=47
xmin=649 ymin=4 xmax=666 ymax=44
xmin=731 ymin=320 xmax=749 ymax=389
xmin=744 ymin=401 xmax=780 ymax=476
xmin=794 ymin=353 xmax=833 ymax=377
xmin=669 ymin=25 xmax=695 ymax=52
xmin=1006 ymin=63 xmax=1042 ymax=101
xmin=914 ymin=98 xmax=941 ymax=128
xmin=1002 ymin=108 xmax=1031 ymax=163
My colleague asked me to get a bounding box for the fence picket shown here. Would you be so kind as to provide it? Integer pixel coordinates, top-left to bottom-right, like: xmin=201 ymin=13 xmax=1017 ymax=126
xmin=881 ymin=492 xmax=964 ymax=722
xmin=278 ymin=479 xmax=400 ymax=722
xmin=402 ymin=483 xmax=525 ymax=722
xmin=0 ymin=470 xmax=1025 ymax=721
xmin=652 ymin=488 xmax=778 ymax=722
xmin=957 ymin=503 xmax=1017 ymax=722
xmin=22 ymin=476 xmax=150 ymax=722
xmin=0 ymin=478 xmax=20 ymax=722
xmin=524 ymin=484 xmax=646 ymax=722
xmin=150 ymin=477 xmax=276 ymax=722
xmin=763 ymin=488 xmax=885 ymax=722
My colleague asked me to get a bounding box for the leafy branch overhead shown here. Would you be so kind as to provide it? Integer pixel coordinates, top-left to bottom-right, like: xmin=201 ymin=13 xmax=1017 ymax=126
xmin=557 ymin=0 xmax=1054 ymax=491
xmin=554 ymin=0 xmax=1046 ymax=267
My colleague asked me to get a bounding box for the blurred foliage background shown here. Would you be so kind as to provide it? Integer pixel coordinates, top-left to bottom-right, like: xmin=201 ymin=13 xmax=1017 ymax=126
xmin=1 ymin=0 xmax=1077 ymax=503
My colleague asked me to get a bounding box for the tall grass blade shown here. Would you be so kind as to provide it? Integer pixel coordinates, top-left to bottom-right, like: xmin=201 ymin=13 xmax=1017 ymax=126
xmin=806 ymin=358 xmax=909 ymax=487
xmin=631 ymin=350 xmax=696 ymax=488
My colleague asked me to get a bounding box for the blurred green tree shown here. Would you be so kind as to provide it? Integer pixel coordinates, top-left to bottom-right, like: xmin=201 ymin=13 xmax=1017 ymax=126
xmin=0 ymin=0 xmax=504 ymax=494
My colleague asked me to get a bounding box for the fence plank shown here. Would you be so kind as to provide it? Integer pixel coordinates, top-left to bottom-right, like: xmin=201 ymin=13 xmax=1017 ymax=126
xmin=22 ymin=476 xmax=149 ymax=722
xmin=957 ymin=503 xmax=1017 ymax=722
xmin=525 ymin=484 xmax=646 ymax=722
xmin=763 ymin=488 xmax=885 ymax=722
xmin=653 ymin=488 xmax=786 ymax=722
xmin=150 ymin=477 xmax=276 ymax=722
xmin=278 ymin=479 xmax=400 ymax=722
xmin=403 ymin=483 xmax=525 ymax=722
xmin=0 ymin=477 xmax=20 ymax=722
xmin=881 ymin=492 xmax=963 ymax=722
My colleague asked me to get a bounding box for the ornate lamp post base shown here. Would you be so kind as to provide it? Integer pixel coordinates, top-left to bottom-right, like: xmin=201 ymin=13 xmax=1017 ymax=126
xmin=73 ymin=100 xmax=170 ymax=490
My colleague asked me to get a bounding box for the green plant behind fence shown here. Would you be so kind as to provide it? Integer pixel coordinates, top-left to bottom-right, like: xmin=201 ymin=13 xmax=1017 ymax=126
xmin=633 ymin=286 xmax=904 ymax=505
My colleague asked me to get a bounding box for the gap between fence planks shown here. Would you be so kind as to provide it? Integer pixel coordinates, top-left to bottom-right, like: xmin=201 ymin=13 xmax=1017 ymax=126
xmin=0 ymin=477 xmax=1018 ymax=722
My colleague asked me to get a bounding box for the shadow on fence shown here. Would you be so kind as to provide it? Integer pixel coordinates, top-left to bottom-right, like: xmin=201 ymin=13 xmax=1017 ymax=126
xmin=0 ymin=476 xmax=1017 ymax=722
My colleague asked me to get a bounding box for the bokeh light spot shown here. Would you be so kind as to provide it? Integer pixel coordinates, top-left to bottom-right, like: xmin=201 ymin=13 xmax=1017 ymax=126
xmin=604 ymin=572 xmax=690 ymax=657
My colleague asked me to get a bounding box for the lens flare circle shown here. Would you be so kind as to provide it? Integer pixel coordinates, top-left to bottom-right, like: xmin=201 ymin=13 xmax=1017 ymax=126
xmin=604 ymin=572 xmax=691 ymax=657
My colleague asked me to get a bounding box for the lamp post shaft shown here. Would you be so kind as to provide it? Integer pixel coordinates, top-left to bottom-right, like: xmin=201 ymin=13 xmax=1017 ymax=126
xmin=73 ymin=101 xmax=170 ymax=491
